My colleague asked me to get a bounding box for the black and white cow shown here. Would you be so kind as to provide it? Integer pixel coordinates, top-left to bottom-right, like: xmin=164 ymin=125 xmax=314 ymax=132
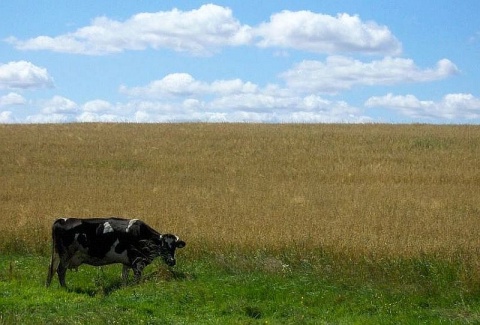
xmin=46 ymin=217 xmax=185 ymax=287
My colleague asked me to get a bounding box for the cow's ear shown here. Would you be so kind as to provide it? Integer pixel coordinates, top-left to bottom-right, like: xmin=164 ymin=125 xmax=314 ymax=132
xmin=176 ymin=240 xmax=186 ymax=248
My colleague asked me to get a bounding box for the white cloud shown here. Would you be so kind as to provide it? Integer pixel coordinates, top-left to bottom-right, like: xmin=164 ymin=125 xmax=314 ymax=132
xmin=82 ymin=99 xmax=114 ymax=113
xmin=76 ymin=111 xmax=124 ymax=123
xmin=0 ymin=111 xmax=14 ymax=123
xmin=120 ymin=73 xmax=258 ymax=98
xmin=0 ymin=92 xmax=26 ymax=107
xmin=209 ymin=93 xmax=293 ymax=112
xmin=121 ymin=73 xmax=204 ymax=98
xmin=8 ymin=4 xmax=252 ymax=56
xmin=0 ymin=61 xmax=53 ymax=89
xmin=210 ymin=79 xmax=258 ymax=95
xmin=365 ymin=93 xmax=480 ymax=120
xmin=26 ymin=113 xmax=71 ymax=124
xmin=469 ymin=31 xmax=480 ymax=44
xmin=255 ymin=11 xmax=401 ymax=55
xmin=281 ymin=56 xmax=459 ymax=94
xmin=41 ymin=96 xmax=78 ymax=114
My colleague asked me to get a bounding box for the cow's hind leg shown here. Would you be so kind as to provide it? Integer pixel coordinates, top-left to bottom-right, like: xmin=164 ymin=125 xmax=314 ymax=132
xmin=46 ymin=253 xmax=60 ymax=287
xmin=57 ymin=262 xmax=68 ymax=287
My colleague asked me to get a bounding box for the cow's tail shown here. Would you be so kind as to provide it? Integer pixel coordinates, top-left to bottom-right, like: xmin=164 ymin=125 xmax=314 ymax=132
xmin=46 ymin=220 xmax=61 ymax=287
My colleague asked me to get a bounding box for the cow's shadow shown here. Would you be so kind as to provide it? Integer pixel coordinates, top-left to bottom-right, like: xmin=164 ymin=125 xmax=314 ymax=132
xmin=144 ymin=267 xmax=194 ymax=282
xmin=68 ymin=268 xmax=193 ymax=297
xmin=69 ymin=279 xmax=123 ymax=297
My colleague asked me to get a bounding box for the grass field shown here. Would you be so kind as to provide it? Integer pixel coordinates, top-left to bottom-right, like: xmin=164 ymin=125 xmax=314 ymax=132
xmin=1 ymin=123 xmax=480 ymax=323
xmin=2 ymin=253 xmax=480 ymax=324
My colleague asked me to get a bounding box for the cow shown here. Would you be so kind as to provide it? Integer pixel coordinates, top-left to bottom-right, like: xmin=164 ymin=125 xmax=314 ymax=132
xmin=46 ymin=217 xmax=186 ymax=287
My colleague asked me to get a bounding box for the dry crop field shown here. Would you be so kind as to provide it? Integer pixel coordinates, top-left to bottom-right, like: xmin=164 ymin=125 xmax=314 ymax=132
xmin=1 ymin=123 xmax=479 ymax=265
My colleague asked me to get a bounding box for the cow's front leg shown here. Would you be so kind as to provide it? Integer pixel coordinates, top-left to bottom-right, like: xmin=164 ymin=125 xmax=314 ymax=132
xmin=122 ymin=265 xmax=130 ymax=284
xmin=132 ymin=258 xmax=146 ymax=283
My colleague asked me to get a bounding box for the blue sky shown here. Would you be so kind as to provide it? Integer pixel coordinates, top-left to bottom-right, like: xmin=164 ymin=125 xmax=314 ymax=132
xmin=1 ymin=1 xmax=479 ymax=123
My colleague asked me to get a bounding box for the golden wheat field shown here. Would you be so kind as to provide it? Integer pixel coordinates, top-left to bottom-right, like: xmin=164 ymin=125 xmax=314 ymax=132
xmin=0 ymin=123 xmax=479 ymax=261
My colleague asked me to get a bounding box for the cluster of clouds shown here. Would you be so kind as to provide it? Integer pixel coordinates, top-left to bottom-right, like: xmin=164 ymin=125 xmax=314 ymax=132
xmin=7 ymin=5 xmax=400 ymax=56
xmin=365 ymin=93 xmax=480 ymax=120
xmin=1 ymin=4 xmax=478 ymax=123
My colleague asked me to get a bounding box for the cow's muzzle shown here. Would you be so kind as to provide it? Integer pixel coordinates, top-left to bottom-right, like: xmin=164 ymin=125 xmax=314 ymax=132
xmin=164 ymin=257 xmax=176 ymax=267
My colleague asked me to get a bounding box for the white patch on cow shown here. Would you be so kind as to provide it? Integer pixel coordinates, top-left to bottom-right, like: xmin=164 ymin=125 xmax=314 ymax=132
xmin=165 ymin=236 xmax=175 ymax=248
xmin=103 ymin=222 xmax=113 ymax=234
xmin=104 ymin=239 xmax=129 ymax=264
xmin=126 ymin=219 xmax=138 ymax=233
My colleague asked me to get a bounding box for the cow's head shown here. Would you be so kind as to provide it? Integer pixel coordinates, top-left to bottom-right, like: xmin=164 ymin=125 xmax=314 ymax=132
xmin=159 ymin=234 xmax=186 ymax=267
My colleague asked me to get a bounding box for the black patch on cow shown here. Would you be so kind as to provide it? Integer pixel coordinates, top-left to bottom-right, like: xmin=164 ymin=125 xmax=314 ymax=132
xmin=77 ymin=233 xmax=87 ymax=246
xmin=115 ymin=241 xmax=129 ymax=254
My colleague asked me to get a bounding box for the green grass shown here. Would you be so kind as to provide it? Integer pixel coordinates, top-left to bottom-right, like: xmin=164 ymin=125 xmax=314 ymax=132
xmin=1 ymin=253 xmax=480 ymax=324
